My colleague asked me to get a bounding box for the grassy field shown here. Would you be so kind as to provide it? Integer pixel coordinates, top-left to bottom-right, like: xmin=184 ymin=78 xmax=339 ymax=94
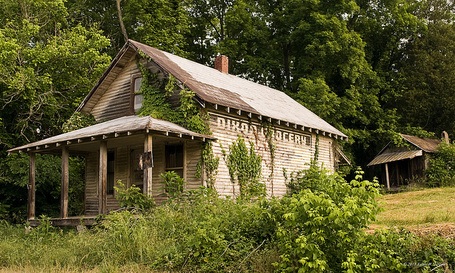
xmin=374 ymin=187 xmax=455 ymax=227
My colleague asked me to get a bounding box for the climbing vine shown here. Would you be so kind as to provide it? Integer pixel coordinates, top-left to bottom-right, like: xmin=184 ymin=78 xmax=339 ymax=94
xmin=136 ymin=60 xmax=218 ymax=182
xmin=221 ymin=136 xmax=265 ymax=199
xmin=262 ymin=122 xmax=276 ymax=195
xmin=195 ymin=142 xmax=220 ymax=188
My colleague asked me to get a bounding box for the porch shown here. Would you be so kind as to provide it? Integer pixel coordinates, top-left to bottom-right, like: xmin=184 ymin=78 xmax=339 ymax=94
xmin=8 ymin=115 xmax=214 ymax=226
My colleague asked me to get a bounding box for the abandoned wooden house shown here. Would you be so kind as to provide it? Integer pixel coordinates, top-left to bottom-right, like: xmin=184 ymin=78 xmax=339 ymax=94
xmin=8 ymin=40 xmax=348 ymax=225
xmin=367 ymin=134 xmax=443 ymax=189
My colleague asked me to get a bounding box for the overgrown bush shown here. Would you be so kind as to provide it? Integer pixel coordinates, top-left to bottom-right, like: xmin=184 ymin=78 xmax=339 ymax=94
xmin=426 ymin=142 xmax=455 ymax=187
xmin=3 ymin=165 xmax=455 ymax=272
xmin=275 ymin=167 xmax=381 ymax=271
xmin=114 ymin=181 xmax=155 ymax=210
xmin=159 ymin=171 xmax=186 ymax=199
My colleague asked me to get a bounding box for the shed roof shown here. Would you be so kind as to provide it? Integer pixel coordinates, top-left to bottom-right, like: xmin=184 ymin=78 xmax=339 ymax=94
xmin=367 ymin=134 xmax=441 ymax=166
xmin=78 ymin=40 xmax=347 ymax=140
xmin=400 ymin=134 xmax=440 ymax=153
xmin=8 ymin=115 xmax=213 ymax=154
xmin=367 ymin=150 xmax=423 ymax=166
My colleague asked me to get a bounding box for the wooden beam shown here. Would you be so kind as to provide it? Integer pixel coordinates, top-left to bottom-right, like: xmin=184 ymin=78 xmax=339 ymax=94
xmin=60 ymin=146 xmax=69 ymax=219
xmin=99 ymin=141 xmax=108 ymax=214
xmin=28 ymin=153 xmax=36 ymax=220
xmin=143 ymin=134 xmax=153 ymax=196
xmin=385 ymin=163 xmax=390 ymax=190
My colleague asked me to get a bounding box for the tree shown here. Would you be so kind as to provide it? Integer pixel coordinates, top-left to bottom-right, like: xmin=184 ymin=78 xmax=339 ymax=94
xmin=0 ymin=0 xmax=111 ymax=221
xmin=397 ymin=0 xmax=455 ymax=136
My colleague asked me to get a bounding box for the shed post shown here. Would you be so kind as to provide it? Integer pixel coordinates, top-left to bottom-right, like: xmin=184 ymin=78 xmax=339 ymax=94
xmin=143 ymin=133 xmax=153 ymax=196
xmin=60 ymin=146 xmax=69 ymax=218
xmin=28 ymin=152 xmax=36 ymax=220
xmin=99 ymin=141 xmax=108 ymax=214
xmin=385 ymin=163 xmax=390 ymax=190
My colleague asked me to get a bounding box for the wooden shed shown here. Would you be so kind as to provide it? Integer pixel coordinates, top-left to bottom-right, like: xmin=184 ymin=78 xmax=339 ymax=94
xmin=8 ymin=40 xmax=348 ymax=226
xmin=367 ymin=134 xmax=441 ymax=189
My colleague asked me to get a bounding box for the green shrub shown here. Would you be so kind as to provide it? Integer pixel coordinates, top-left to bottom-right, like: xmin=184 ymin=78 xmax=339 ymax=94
xmin=114 ymin=181 xmax=155 ymax=210
xmin=426 ymin=142 xmax=455 ymax=187
xmin=159 ymin=171 xmax=186 ymax=199
xmin=274 ymin=167 xmax=381 ymax=271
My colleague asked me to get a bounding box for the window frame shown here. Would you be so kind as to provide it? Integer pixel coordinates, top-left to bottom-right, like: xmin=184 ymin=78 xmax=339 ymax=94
xmin=165 ymin=143 xmax=185 ymax=179
xmin=130 ymin=73 xmax=143 ymax=114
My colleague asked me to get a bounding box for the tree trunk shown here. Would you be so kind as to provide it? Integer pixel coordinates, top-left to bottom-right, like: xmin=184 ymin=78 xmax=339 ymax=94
xmin=116 ymin=0 xmax=128 ymax=42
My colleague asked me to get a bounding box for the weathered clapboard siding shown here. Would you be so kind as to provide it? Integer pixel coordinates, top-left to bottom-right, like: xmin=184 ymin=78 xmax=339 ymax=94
xmin=185 ymin=141 xmax=203 ymax=190
xmin=84 ymin=151 xmax=98 ymax=216
xmin=208 ymin=110 xmax=337 ymax=197
xmin=151 ymin=140 xmax=165 ymax=198
xmin=90 ymin=58 xmax=139 ymax=121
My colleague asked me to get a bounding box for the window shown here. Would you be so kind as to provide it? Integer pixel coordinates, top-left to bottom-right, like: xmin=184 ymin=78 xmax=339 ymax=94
xmin=165 ymin=144 xmax=184 ymax=178
xmin=107 ymin=151 xmax=115 ymax=195
xmin=133 ymin=77 xmax=143 ymax=113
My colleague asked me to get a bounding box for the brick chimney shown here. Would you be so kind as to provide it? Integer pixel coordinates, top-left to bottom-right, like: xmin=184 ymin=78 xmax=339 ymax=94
xmin=215 ymin=55 xmax=229 ymax=74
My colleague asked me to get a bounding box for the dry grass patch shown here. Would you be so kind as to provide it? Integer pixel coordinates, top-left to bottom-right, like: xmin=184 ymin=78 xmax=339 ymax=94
xmin=374 ymin=187 xmax=455 ymax=227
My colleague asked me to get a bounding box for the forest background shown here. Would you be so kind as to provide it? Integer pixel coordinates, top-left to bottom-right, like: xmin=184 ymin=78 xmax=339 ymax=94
xmin=1 ymin=0 xmax=454 ymax=220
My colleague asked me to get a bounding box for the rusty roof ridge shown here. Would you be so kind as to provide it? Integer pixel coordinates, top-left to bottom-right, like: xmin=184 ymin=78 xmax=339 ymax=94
xmin=400 ymin=134 xmax=439 ymax=153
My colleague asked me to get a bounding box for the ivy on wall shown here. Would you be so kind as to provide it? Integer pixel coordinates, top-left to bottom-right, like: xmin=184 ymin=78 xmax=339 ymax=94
xmin=195 ymin=142 xmax=219 ymax=188
xmin=222 ymin=136 xmax=265 ymax=199
xmin=262 ymin=122 xmax=276 ymax=195
xmin=136 ymin=59 xmax=219 ymax=184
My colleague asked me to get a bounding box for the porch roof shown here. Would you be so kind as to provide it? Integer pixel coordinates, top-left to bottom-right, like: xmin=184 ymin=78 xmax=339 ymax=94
xmin=367 ymin=150 xmax=423 ymax=166
xmin=8 ymin=115 xmax=214 ymax=154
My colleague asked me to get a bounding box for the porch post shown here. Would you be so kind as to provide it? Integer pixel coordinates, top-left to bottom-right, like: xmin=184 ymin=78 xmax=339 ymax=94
xmin=143 ymin=133 xmax=153 ymax=196
xmin=99 ymin=141 xmax=108 ymax=214
xmin=385 ymin=163 xmax=390 ymax=190
xmin=60 ymin=146 xmax=69 ymax=218
xmin=28 ymin=152 xmax=36 ymax=220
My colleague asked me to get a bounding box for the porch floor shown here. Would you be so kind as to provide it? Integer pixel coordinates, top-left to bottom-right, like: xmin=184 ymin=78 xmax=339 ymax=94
xmin=29 ymin=216 xmax=97 ymax=227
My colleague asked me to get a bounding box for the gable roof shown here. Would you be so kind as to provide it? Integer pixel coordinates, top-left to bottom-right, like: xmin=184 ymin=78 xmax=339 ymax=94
xmin=78 ymin=40 xmax=347 ymax=140
xmin=367 ymin=134 xmax=441 ymax=166
xmin=8 ymin=115 xmax=213 ymax=154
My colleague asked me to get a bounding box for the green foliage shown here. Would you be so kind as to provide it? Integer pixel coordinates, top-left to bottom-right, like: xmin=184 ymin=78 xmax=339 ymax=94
xmin=114 ymin=181 xmax=155 ymax=210
xmin=222 ymin=136 xmax=265 ymax=199
xmin=158 ymin=171 xmax=186 ymax=199
xmin=61 ymin=112 xmax=97 ymax=133
xmin=196 ymin=142 xmax=220 ymax=188
xmin=0 ymin=0 xmax=110 ymax=221
xmin=275 ymin=167 xmax=381 ymax=272
xmin=426 ymin=142 xmax=455 ymax=187
xmin=138 ymin=65 xmax=182 ymax=121
xmin=2 ymin=172 xmax=455 ymax=272
xmin=1 ymin=153 xmax=85 ymax=220
xmin=138 ymin=67 xmax=210 ymax=134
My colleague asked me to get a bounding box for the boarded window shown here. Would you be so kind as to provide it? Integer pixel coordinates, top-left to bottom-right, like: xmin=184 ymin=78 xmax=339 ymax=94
xmin=165 ymin=144 xmax=184 ymax=178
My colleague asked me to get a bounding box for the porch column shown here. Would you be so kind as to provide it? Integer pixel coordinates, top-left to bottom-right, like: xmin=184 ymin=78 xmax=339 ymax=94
xmin=28 ymin=152 xmax=36 ymax=220
xmin=143 ymin=133 xmax=153 ymax=196
xmin=385 ymin=163 xmax=390 ymax=190
xmin=99 ymin=141 xmax=108 ymax=214
xmin=60 ymin=146 xmax=69 ymax=218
